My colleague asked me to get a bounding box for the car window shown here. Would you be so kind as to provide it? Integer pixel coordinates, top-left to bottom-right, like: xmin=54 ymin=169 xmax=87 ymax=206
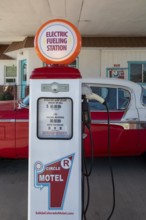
xmin=142 ymin=87 xmax=146 ymax=105
xmin=118 ymin=88 xmax=130 ymax=109
xmin=0 ymin=85 xmax=14 ymax=101
xmin=88 ymin=84 xmax=130 ymax=111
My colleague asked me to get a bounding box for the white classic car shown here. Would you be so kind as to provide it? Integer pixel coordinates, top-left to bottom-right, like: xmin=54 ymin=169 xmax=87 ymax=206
xmin=82 ymin=77 xmax=146 ymax=157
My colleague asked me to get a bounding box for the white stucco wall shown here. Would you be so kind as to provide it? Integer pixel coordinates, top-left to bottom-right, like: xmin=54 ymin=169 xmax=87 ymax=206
xmin=78 ymin=48 xmax=146 ymax=79
xmin=101 ymin=49 xmax=146 ymax=77
xmin=79 ymin=47 xmax=101 ymax=78
xmin=1 ymin=47 xmax=146 ymax=85
xmin=27 ymin=48 xmax=43 ymax=83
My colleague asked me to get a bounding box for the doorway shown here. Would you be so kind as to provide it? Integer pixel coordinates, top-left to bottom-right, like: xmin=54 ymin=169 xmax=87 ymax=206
xmin=21 ymin=59 xmax=27 ymax=98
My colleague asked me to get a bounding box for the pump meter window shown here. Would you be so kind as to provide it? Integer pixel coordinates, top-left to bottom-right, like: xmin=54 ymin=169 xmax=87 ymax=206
xmin=37 ymin=98 xmax=73 ymax=139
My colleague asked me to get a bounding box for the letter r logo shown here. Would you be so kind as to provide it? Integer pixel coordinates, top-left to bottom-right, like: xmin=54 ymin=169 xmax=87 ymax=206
xmin=61 ymin=158 xmax=71 ymax=169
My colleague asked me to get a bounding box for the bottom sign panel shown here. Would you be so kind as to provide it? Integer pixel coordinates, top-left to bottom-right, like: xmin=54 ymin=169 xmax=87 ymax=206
xmin=34 ymin=154 xmax=74 ymax=210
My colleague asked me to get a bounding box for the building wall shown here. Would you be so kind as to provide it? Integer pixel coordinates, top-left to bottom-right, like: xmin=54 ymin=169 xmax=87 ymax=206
xmin=27 ymin=49 xmax=43 ymax=83
xmin=79 ymin=47 xmax=146 ymax=79
xmin=1 ymin=47 xmax=146 ymax=85
xmin=79 ymin=48 xmax=101 ymax=78
xmin=101 ymin=49 xmax=146 ymax=78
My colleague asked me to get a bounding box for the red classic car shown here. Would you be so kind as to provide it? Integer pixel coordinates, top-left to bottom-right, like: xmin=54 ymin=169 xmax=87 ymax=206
xmin=0 ymin=78 xmax=146 ymax=158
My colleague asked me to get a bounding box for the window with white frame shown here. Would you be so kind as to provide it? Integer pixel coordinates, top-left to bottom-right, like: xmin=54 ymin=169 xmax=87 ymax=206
xmin=129 ymin=62 xmax=146 ymax=83
xmin=5 ymin=65 xmax=17 ymax=84
xmin=87 ymin=85 xmax=130 ymax=111
xmin=142 ymin=87 xmax=146 ymax=105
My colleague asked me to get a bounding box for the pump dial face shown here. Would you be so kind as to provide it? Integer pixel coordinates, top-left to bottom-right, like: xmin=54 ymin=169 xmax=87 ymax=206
xmin=37 ymin=97 xmax=73 ymax=139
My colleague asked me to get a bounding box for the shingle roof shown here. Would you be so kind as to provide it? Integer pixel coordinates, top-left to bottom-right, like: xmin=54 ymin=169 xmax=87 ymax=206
xmin=3 ymin=37 xmax=146 ymax=55
xmin=4 ymin=37 xmax=34 ymax=53
xmin=82 ymin=37 xmax=146 ymax=47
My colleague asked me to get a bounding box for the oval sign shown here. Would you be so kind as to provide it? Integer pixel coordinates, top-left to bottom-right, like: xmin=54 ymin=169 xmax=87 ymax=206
xmin=34 ymin=19 xmax=82 ymax=65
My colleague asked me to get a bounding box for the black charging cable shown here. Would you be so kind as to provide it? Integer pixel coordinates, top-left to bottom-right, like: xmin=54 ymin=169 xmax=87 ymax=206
xmin=82 ymin=95 xmax=94 ymax=176
xmin=82 ymin=95 xmax=94 ymax=220
xmin=82 ymin=95 xmax=115 ymax=220
xmin=104 ymin=102 xmax=116 ymax=220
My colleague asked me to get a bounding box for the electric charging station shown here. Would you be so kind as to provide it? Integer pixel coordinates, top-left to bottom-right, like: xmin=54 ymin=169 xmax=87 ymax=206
xmin=28 ymin=19 xmax=82 ymax=220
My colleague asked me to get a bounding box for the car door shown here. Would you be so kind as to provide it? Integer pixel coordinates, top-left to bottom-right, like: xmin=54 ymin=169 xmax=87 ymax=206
xmin=136 ymin=86 xmax=146 ymax=155
xmin=83 ymin=83 xmax=139 ymax=157
xmin=15 ymin=105 xmax=29 ymax=158
xmin=0 ymin=100 xmax=16 ymax=158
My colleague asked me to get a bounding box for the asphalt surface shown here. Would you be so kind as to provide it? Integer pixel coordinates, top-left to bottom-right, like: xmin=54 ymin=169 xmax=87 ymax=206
xmin=0 ymin=156 xmax=146 ymax=220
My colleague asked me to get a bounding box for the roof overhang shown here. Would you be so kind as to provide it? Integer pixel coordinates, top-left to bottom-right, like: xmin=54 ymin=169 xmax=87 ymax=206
xmin=0 ymin=45 xmax=15 ymax=60
xmin=4 ymin=37 xmax=34 ymax=59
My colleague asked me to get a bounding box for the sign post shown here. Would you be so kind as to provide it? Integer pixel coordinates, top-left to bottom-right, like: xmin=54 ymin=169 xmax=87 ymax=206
xmin=28 ymin=19 xmax=82 ymax=220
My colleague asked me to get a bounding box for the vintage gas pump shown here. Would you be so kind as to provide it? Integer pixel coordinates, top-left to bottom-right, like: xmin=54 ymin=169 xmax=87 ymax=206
xmin=28 ymin=19 xmax=82 ymax=220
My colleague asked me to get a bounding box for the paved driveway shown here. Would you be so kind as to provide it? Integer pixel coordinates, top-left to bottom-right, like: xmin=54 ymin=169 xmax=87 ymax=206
xmin=0 ymin=156 xmax=146 ymax=220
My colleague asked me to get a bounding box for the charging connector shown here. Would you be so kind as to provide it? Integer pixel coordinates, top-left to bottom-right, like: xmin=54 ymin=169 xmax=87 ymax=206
xmin=82 ymin=95 xmax=91 ymax=129
xmin=82 ymin=83 xmax=105 ymax=105
xmin=86 ymin=93 xmax=105 ymax=105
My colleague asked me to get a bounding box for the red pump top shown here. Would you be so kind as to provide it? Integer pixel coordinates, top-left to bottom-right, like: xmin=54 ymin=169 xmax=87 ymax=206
xmin=30 ymin=66 xmax=82 ymax=79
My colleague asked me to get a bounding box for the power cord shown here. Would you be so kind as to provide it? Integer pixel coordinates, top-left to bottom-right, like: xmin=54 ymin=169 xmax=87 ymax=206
xmin=105 ymin=102 xmax=116 ymax=220
xmin=82 ymin=92 xmax=116 ymax=220
xmin=83 ymin=128 xmax=94 ymax=213
xmin=82 ymin=95 xmax=94 ymax=220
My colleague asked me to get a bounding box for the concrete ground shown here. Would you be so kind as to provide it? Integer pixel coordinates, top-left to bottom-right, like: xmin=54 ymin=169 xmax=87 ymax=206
xmin=0 ymin=156 xmax=146 ymax=220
